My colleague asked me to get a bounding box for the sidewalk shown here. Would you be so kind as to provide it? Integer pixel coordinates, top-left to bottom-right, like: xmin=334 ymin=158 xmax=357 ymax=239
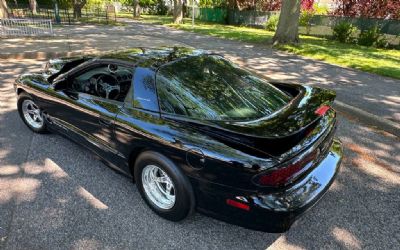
xmin=1 ymin=20 xmax=399 ymax=126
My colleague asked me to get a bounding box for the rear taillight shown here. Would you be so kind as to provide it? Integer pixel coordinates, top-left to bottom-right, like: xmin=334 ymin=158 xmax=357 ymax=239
xmin=254 ymin=149 xmax=318 ymax=187
xmin=315 ymin=105 xmax=330 ymax=116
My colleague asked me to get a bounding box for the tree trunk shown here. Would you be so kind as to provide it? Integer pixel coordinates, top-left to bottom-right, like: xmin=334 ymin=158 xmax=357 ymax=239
xmin=29 ymin=0 xmax=37 ymax=14
xmin=0 ymin=0 xmax=9 ymax=18
xmin=74 ymin=6 xmax=82 ymax=18
xmin=182 ymin=1 xmax=186 ymax=18
xmin=272 ymin=0 xmax=301 ymax=45
xmin=73 ymin=0 xmax=86 ymax=19
xmin=133 ymin=0 xmax=141 ymax=17
xmin=173 ymin=0 xmax=183 ymax=24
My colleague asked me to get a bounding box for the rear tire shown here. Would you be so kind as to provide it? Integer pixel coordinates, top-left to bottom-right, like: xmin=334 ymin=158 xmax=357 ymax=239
xmin=134 ymin=151 xmax=195 ymax=221
xmin=17 ymin=93 xmax=47 ymax=134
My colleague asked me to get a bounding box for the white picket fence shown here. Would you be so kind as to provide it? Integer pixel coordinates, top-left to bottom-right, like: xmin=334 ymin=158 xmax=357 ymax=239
xmin=0 ymin=18 xmax=53 ymax=36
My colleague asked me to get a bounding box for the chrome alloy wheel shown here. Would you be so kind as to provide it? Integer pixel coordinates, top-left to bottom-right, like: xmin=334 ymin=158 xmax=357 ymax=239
xmin=142 ymin=165 xmax=176 ymax=210
xmin=22 ymin=99 xmax=44 ymax=129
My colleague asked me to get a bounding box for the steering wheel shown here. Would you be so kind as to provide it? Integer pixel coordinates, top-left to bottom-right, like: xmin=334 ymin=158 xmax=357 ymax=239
xmin=92 ymin=74 xmax=120 ymax=100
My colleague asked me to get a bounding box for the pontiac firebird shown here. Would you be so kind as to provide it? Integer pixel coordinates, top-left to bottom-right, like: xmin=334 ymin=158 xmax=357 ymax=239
xmin=14 ymin=47 xmax=342 ymax=232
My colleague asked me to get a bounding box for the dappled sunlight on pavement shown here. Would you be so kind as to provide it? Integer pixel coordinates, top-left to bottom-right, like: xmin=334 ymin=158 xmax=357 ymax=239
xmin=23 ymin=158 xmax=69 ymax=180
xmin=267 ymin=236 xmax=306 ymax=250
xmin=0 ymin=177 xmax=41 ymax=205
xmin=76 ymin=186 xmax=108 ymax=210
xmin=332 ymin=227 xmax=362 ymax=250
xmin=347 ymin=143 xmax=400 ymax=186
xmin=0 ymin=33 xmax=184 ymax=60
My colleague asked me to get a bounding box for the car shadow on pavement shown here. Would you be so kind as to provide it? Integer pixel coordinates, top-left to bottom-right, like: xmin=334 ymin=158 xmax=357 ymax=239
xmin=1 ymin=59 xmax=399 ymax=249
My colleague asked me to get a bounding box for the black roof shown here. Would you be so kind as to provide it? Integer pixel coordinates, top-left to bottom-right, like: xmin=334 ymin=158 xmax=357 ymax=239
xmin=97 ymin=46 xmax=209 ymax=69
xmin=47 ymin=47 xmax=211 ymax=83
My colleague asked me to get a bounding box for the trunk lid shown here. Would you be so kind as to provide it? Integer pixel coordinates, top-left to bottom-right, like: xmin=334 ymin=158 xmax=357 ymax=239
xmin=181 ymin=84 xmax=336 ymax=159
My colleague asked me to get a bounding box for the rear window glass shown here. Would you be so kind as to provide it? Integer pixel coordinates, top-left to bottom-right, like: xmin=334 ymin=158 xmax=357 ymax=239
xmin=156 ymin=55 xmax=292 ymax=121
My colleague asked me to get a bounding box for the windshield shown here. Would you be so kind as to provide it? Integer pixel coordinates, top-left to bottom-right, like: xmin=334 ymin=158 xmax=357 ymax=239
xmin=156 ymin=55 xmax=292 ymax=121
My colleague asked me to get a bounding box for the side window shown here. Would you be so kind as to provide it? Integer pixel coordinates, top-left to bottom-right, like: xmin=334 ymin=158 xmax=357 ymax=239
xmin=70 ymin=64 xmax=133 ymax=102
xmin=132 ymin=67 xmax=159 ymax=112
xmin=156 ymin=74 xmax=188 ymax=116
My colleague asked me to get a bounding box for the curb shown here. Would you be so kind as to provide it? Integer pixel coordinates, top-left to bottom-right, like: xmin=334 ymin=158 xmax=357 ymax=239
xmin=334 ymin=101 xmax=400 ymax=137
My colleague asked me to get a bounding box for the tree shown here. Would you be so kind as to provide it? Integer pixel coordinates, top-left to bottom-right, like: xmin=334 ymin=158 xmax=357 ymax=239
xmin=121 ymin=0 xmax=165 ymax=17
xmin=332 ymin=0 xmax=400 ymax=19
xmin=272 ymin=0 xmax=301 ymax=45
xmin=73 ymin=0 xmax=87 ymax=18
xmin=0 ymin=0 xmax=8 ymax=18
xmin=133 ymin=0 xmax=141 ymax=17
xmin=227 ymin=0 xmax=237 ymax=9
xmin=199 ymin=0 xmax=226 ymax=8
xmin=173 ymin=0 xmax=183 ymax=24
xmin=29 ymin=0 xmax=37 ymax=14
xmin=301 ymin=0 xmax=313 ymax=11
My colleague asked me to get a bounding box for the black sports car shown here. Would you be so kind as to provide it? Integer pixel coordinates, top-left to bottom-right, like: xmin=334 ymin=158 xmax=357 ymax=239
xmin=14 ymin=47 xmax=342 ymax=232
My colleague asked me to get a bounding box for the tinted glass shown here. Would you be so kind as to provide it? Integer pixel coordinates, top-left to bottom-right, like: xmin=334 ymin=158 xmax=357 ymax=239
xmin=133 ymin=67 xmax=159 ymax=112
xmin=156 ymin=55 xmax=291 ymax=121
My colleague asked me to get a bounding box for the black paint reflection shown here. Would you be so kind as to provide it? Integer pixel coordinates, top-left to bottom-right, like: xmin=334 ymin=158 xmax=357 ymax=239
xmin=14 ymin=46 xmax=343 ymax=233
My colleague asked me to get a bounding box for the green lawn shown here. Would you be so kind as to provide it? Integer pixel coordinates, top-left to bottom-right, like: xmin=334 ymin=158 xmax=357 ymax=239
xmin=140 ymin=15 xmax=400 ymax=79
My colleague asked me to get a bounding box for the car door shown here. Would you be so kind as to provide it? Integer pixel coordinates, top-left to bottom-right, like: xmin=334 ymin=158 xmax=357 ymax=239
xmin=113 ymin=67 xmax=164 ymax=171
xmin=44 ymin=62 xmax=134 ymax=173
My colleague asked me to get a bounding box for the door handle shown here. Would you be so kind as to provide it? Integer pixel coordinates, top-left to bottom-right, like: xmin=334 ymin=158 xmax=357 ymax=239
xmin=99 ymin=118 xmax=112 ymax=127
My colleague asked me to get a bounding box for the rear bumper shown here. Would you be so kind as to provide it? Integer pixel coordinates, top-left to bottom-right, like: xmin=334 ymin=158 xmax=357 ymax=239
xmin=192 ymin=139 xmax=343 ymax=233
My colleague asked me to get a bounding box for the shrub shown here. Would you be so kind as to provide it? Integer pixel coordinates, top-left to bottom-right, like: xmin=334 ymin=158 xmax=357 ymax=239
xmin=299 ymin=10 xmax=313 ymax=27
xmin=299 ymin=10 xmax=314 ymax=35
xmin=154 ymin=0 xmax=168 ymax=15
xmin=299 ymin=3 xmax=328 ymax=35
xmin=265 ymin=14 xmax=279 ymax=31
xmin=332 ymin=21 xmax=357 ymax=43
xmin=358 ymin=26 xmax=385 ymax=47
xmin=146 ymin=0 xmax=168 ymax=15
xmin=375 ymin=36 xmax=389 ymax=48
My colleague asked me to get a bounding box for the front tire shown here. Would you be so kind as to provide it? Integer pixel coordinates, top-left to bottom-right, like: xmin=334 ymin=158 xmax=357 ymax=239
xmin=134 ymin=151 xmax=195 ymax=221
xmin=17 ymin=93 xmax=47 ymax=133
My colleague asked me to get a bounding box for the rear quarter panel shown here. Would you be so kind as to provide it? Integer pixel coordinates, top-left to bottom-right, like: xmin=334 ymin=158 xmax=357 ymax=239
xmin=113 ymin=107 xmax=277 ymax=190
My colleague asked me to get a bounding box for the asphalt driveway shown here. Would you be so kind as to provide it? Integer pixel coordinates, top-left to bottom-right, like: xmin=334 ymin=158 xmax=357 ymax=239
xmin=0 ymin=59 xmax=399 ymax=249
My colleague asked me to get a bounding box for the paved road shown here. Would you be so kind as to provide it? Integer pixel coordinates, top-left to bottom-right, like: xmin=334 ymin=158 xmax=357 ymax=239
xmin=0 ymin=58 xmax=399 ymax=249
xmin=1 ymin=20 xmax=399 ymax=123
